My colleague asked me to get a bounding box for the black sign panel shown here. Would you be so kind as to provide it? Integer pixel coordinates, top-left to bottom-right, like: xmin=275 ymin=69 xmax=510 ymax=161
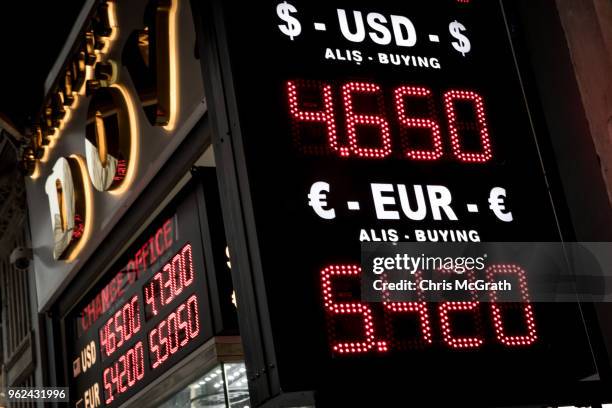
xmin=199 ymin=0 xmax=604 ymax=406
xmin=65 ymin=172 xmax=235 ymax=407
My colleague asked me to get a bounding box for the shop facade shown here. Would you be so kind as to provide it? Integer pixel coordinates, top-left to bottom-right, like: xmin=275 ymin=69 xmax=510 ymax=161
xmin=23 ymin=0 xmax=247 ymax=406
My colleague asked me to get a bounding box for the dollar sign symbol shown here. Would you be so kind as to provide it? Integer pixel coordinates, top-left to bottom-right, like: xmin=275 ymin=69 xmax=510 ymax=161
xmin=277 ymin=1 xmax=301 ymax=41
xmin=449 ymin=20 xmax=471 ymax=56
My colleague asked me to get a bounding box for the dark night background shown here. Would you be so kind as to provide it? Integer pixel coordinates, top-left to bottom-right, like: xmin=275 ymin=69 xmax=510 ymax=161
xmin=0 ymin=1 xmax=86 ymax=131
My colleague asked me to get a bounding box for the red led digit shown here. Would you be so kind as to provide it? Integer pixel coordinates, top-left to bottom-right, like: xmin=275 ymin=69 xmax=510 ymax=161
xmin=144 ymin=272 xmax=161 ymax=318
xmin=125 ymin=348 xmax=135 ymax=387
xmin=287 ymin=80 xmax=346 ymax=156
xmin=384 ymin=302 xmax=433 ymax=346
xmin=126 ymin=302 xmax=133 ymax=340
xmin=177 ymin=303 xmax=189 ymax=347
xmin=158 ymin=320 xmax=169 ymax=364
xmin=181 ymin=244 xmax=194 ymax=287
xmin=103 ymin=367 xmax=113 ymax=404
xmin=105 ymin=317 xmax=116 ymax=356
xmin=342 ymin=82 xmax=392 ymax=158
xmin=106 ymin=366 xmax=114 ymax=397
xmin=394 ymin=86 xmax=443 ymax=160
xmin=134 ymin=341 xmax=145 ymax=380
xmin=149 ymin=328 xmax=160 ymax=369
xmin=167 ymin=312 xmax=179 ymax=354
xmin=114 ymin=309 xmax=124 ymax=348
xmin=487 ymin=264 xmax=538 ymax=346
xmin=110 ymin=363 xmax=119 ymax=398
xmin=321 ymin=264 xmax=387 ymax=354
xmin=171 ymin=253 xmax=184 ymax=296
xmin=187 ymin=294 xmax=200 ymax=338
xmin=153 ymin=272 xmax=162 ymax=309
xmin=439 ymin=302 xmax=484 ymax=349
xmin=443 ymin=90 xmax=492 ymax=163
xmin=122 ymin=295 xmax=140 ymax=342
xmin=121 ymin=303 xmax=131 ymax=343
xmin=108 ymin=320 xmax=116 ymax=354
xmin=131 ymin=295 xmax=141 ymax=334
xmin=382 ymin=270 xmax=433 ymax=348
xmin=118 ymin=354 xmax=127 ymax=393
xmin=161 ymin=263 xmax=175 ymax=306
xmin=99 ymin=324 xmax=108 ymax=357
xmin=436 ymin=268 xmax=484 ymax=349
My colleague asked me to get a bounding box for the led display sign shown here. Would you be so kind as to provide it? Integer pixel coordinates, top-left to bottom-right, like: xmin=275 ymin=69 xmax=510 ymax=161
xmin=65 ymin=174 xmax=235 ymax=407
xmin=199 ymin=0 xmax=607 ymax=406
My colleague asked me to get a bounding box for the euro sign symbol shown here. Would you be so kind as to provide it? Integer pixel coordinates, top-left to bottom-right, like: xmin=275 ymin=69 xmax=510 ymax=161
xmin=277 ymin=1 xmax=301 ymax=40
xmin=308 ymin=181 xmax=336 ymax=220
xmin=488 ymin=187 xmax=513 ymax=222
xmin=449 ymin=20 xmax=471 ymax=56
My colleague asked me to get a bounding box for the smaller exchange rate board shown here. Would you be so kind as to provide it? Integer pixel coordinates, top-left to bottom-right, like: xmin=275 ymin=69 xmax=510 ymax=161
xmin=66 ymin=187 xmax=214 ymax=408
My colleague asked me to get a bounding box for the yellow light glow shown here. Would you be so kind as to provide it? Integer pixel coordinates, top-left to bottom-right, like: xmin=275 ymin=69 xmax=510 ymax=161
xmin=78 ymin=65 xmax=94 ymax=97
xmin=163 ymin=0 xmax=179 ymax=131
xmin=108 ymin=1 xmax=118 ymax=27
xmin=29 ymin=0 xmax=119 ymax=179
xmin=109 ymin=83 xmax=139 ymax=196
xmin=40 ymin=146 xmax=51 ymax=164
xmin=94 ymin=111 xmax=109 ymax=166
xmin=100 ymin=1 xmax=119 ymax=55
xmin=30 ymin=162 xmax=41 ymax=180
xmin=61 ymin=106 xmax=73 ymax=128
xmin=66 ymin=154 xmax=94 ymax=262
xmin=40 ymin=135 xmax=60 ymax=163
xmin=37 ymin=90 xmax=82 ymax=167
xmin=71 ymin=91 xmax=82 ymax=111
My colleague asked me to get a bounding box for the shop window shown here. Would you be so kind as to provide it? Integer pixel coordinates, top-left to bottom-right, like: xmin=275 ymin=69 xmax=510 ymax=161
xmin=157 ymin=362 xmax=250 ymax=408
